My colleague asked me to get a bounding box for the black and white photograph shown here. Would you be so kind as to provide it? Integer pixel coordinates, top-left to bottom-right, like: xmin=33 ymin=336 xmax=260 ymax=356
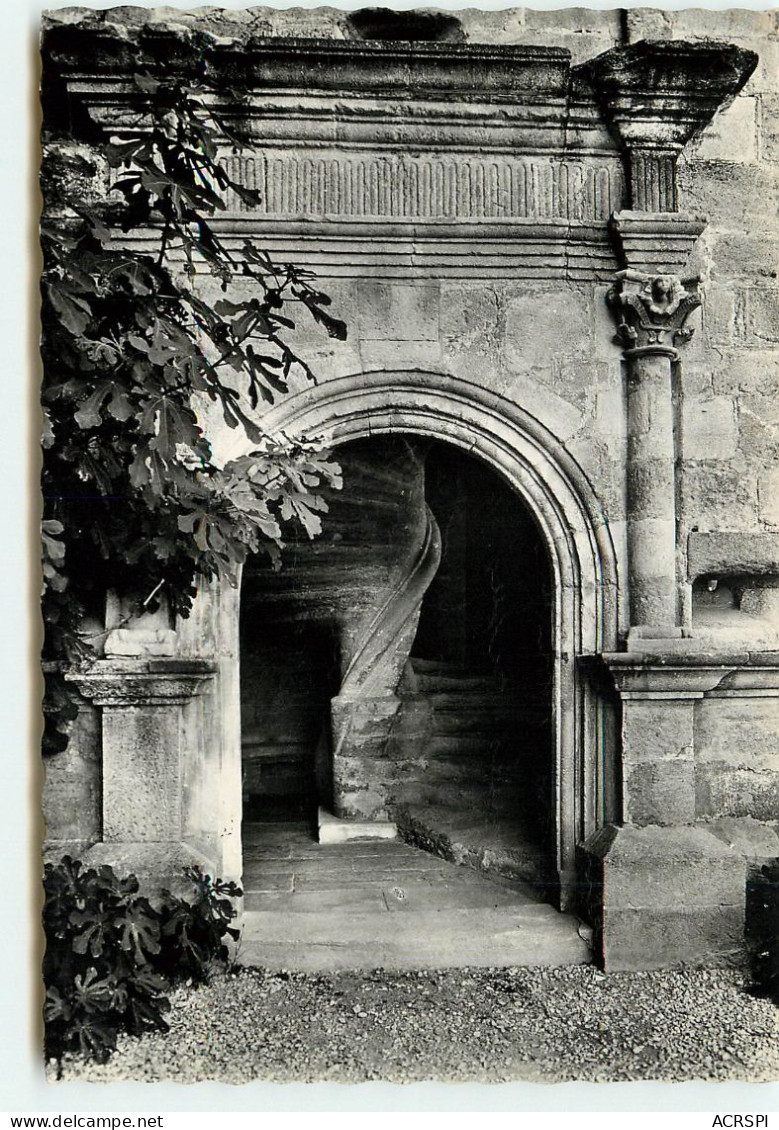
xmin=29 ymin=0 xmax=779 ymax=1095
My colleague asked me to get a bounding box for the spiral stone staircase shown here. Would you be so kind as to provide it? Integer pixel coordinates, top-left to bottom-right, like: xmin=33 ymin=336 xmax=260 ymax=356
xmin=240 ymin=437 xmax=442 ymax=823
xmin=380 ymin=658 xmax=556 ymax=889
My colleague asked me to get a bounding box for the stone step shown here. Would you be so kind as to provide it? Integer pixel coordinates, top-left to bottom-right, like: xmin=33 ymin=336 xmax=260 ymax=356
xmin=244 ymin=880 xmax=551 ymax=914
xmin=239 ymin=906 xmax=592 ymax=971
xmin=430 ymin=713 xmax=540 ymax=738
xmin=409 ymin=658 xmax=476 ymax=675
xmin=413 ymin=672 xmax=501 ymax=694
xmin=242 ymin=837 xmax=416 ymax=858
xmin=404 ymin=787 xmax=529 ymax=815
xmin=237 ymin=821 xmax=586 ymax=970
xmin=411 ymin=765 xmax=507 ymax=789
xmin=428 ymin=691 xmax=529 ymax=712
xmin=398 ymin=808 xmax=556 ymax=888
xmin=423 ymin=734 xmax=517 ymax=757
xmin=243 ymin=856 xmax=454 ymax=888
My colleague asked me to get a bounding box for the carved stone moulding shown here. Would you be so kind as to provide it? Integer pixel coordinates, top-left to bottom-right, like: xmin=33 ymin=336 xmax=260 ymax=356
xmin=67 ymin=658 xmax=216 ymax=707
xmin=601 ymin=652 xmax=779 ymax=700
xmin=585 ymin=39 xmax=758 ymax=212
xmin=46 ymin=26 xmax=571 ymax=104
xmin=47 ymin=24 xmax=612 ymax=174
xmin=609 ymin=210 xmax=707 ymax=276
xmin=124 ymin=220 xmax=619 ymax=282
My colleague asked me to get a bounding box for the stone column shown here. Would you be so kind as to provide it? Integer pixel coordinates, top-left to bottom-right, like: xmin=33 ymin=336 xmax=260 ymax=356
xmin=608 ymin=268 xmax=701 ymax=632
xmin=588 ymin=38 xmax=757 ymax=638
xmin=68 ymin=657 xmax=215 ymax=888
xmin=581 ymin=39 xmax=761 ymax=971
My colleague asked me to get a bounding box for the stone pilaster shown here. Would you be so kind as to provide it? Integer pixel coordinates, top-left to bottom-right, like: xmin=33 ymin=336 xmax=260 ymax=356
xmin=601 ymin=654 xmax=725 ymax=825
xmin=67 ymin=658 xmax=216 ymax=888
xmin=588 ymin=38 xmax=756 ymax=637
xmin=580 ymin=653 xmax=779 ymax=970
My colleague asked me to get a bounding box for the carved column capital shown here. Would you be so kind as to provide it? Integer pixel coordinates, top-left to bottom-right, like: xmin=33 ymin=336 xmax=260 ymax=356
xmin=607 ymin=269 xmax=701 ymax=360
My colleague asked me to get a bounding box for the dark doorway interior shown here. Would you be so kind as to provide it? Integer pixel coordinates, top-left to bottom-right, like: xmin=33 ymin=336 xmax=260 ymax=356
xmin=239 ymin=618 xmax=339 ymax=823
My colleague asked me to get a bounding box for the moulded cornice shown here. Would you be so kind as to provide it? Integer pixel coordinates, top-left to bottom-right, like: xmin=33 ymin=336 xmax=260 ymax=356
xmin=609 ymin=210 xmax=707 ymax=276
xmin=584 ymin=39 xmax=758 ymax=211
xmin=584 ymin=39 xmax=758 ymax=152
xmin=599 ymin=652 xmax=779 ymax=700
xmin=45 ymin=25 xmax=571 ymax=105
xmin=67 ymin=659 xmax=216 ymax=706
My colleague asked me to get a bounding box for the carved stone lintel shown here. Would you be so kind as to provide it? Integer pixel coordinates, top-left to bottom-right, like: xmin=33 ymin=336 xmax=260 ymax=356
xmin=607 ymin=269 xmax=701 ymax=359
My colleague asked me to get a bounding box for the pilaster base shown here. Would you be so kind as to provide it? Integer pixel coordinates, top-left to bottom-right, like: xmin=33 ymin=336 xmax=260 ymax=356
xmin=82 ymin=840 xmax=216 ymax=896
xmin=582 ymin=824 xmax=747 ymax=971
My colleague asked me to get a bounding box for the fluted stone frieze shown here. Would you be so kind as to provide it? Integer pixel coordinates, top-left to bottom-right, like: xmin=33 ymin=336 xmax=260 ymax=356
xmin=219 ymin=152 xmax=624 ymax=224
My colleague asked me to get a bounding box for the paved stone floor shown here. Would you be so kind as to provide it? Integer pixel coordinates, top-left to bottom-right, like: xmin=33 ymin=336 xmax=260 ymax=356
xmin=240 ymin=820 xmax=593 ymax=970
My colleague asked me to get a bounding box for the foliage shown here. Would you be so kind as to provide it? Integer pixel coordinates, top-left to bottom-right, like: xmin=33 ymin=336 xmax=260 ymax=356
xmin=43 ymin=856 xmax=243 ymax=1066
xmin=40 ymin=62 xmax=345 ymax=748
xmin=155 ymin=867 xmax=243 ymax=984
xmin=43 ymin=856 xmax=171 ymax=1065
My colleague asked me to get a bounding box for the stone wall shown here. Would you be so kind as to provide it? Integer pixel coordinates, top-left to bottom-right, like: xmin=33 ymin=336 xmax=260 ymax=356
xmin=42 ymin=694 xmax=101 ymax=852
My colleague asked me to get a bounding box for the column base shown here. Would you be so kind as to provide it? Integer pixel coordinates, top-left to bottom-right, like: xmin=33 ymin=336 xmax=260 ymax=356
xmin=581 ymin=824 xmax=748 ymax=971
xmin=626 ymin=625 xmax=694 ymax=652
xmin=83 ymin=840 xmax=217 ymax=896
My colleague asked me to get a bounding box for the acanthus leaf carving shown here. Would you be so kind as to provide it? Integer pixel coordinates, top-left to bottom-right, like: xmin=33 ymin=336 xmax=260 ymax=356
xmin=607 ymin=269 xmax=701 ymax=357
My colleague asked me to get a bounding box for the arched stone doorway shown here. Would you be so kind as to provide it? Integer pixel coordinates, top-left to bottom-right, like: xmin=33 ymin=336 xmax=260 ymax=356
xmin=239 ymin=436 xmax=557 ymax=887
xmin=221 ymin=371 xmax=621 ymax=907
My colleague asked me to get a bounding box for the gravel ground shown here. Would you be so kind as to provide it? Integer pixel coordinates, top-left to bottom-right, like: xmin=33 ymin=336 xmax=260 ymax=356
xmin=52 ymin=965 xmax=778 ymax=1084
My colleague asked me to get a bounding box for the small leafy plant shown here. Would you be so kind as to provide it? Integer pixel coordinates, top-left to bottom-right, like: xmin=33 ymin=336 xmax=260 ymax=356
xmin=156 ymin=867 xmax=243 ymax=984
xmin=43 ymin=856 xmax=243 ymax=1067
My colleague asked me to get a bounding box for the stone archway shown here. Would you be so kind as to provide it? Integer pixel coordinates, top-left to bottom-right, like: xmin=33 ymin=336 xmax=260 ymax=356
xmin=217 ymin=370 xmax=621 ymax=904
